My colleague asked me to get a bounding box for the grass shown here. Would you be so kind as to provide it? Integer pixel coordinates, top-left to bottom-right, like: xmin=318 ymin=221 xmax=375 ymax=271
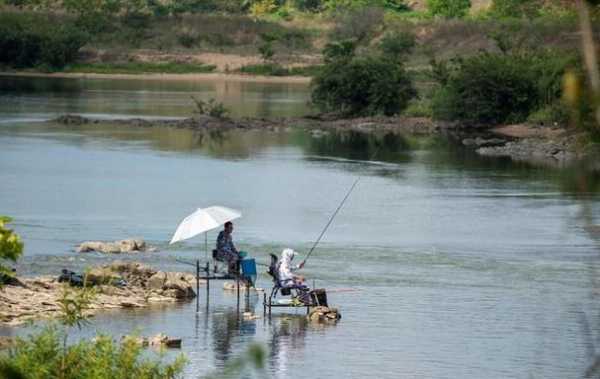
xmin=63 ymin=62 xmax=216 ymax=75
xmin=238 ymin=63 xmax=323 ymax=77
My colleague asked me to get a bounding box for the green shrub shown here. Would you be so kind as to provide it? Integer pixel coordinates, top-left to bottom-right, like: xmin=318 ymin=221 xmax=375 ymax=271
xmin=329 ymin=6 xmax=384 ymax=42
xmin=490 ymin=0 xmax=541 ymax=19
xmin=379 ymin=31 xmax=416 ymax=60
xmin=403 ymin=97 xmax=433 ymax=117
xmin=323 ymin=0 xmax=409 ymax=12
xmin=427 ymin=0 xmax=471 ymax=18
xmin=527 ymin=102 xmax=570 ymax=126
xmin=0 ymin=216 xmax=23 ymax=286
xmin=311 ymin=56 xmax=416 ymax=116
xmin=191 ymin=96 xmax=229 ymax=118
xmin=177 ymin=31 xmax=198 ymax=48
xmin=431 ymin=51 xmax=577 ymax=125
xmin=0 ymin=327 xmax=186 ymax=379
xmin=258 ymin=42 xmax=275 ymax=61
xmin=0 ymin=13 xmax=89 ymax=69
xmin=322 ymin=39 xmax=357 ymax=62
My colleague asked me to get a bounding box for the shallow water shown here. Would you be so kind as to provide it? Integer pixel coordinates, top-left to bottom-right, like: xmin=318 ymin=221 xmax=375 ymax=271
xmin=1 ymin=76 xmax=600 ymax=378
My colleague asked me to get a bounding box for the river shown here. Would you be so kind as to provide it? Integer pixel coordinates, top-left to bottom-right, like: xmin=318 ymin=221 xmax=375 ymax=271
xmin=1 ymin=75 xmax=600 ymax=378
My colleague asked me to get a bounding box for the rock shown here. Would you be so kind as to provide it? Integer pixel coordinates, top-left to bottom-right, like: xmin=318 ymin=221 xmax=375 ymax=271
xmin=55 ymin=114 xmax=89 ymax=125
xmin=475 ymin=137 xmax=506 ymax=147
xmin=86 ymin=267 xmax=121 ymax=285
xmin=77 ymin=239 xmax=150 ymax=254
xmin=147 ymin=271 xmax=195 ymax=299
xmin=147 ymin=271 xmax=167 ymax=290
xmin=148 ymin=333 xmax=182 ymax=348
xmin=0 ymin=262 xmax=200 ymax=326
xmin=462 ymin=138 xmax=477 ymax=146
xmin=307 ymin=306 xmax=341 ymax=323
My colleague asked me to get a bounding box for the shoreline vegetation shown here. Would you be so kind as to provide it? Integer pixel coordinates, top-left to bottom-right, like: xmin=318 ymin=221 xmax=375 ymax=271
xmin=1 ymin=1 xmax=598 ymax=145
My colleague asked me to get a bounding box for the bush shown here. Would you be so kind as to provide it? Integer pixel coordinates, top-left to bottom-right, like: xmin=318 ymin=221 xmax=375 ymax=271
xmin=323 ymin=0 xmax=409 ymax=12
xmin=191 ymin=96 xmax=229 ymax=118
xmin=0 ymin=327 xmax=186 ymax=379
xmin=431 ymin=51 xmax=577 ymax=125
xmin=329 ymin=6 xmax=384 ymax=43
xmin=490 ymin=0 xmax=541 ymax=19
xmin=0 ymin=216 xmax=23 ymax=285
xmin=527 ymin=102 xmax=570 ymax=126
xmin=427 ymin=0 xmax=471 ymax=18
xmin=322 ymin=39 xmax=357 ymax=62
xmin=0 ymin=13 xmax=89 ymax=69
xmin=311 ymin=56 xmax=416 ymax=116
xmin=258 ymin=42 xmax=275 ymax=61
xmin=379 ymin=31 xmax=416 ymax=60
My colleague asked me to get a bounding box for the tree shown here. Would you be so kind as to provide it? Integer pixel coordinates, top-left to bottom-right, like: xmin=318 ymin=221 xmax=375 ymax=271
xmin=0 ymin=216 xmax=23 ymax=285
xmin=427 ymin=0 xmax=471 ymax=18
xmin=312 ymin=55 xmax=416 ymax=116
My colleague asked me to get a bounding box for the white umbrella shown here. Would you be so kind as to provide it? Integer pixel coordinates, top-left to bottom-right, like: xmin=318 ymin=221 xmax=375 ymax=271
xmin=169 ymin=206 xmax=242 ymax=245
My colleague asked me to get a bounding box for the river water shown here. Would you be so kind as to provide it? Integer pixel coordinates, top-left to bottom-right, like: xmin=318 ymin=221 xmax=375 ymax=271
xmin=1 ymin=75 xmax=600 ymax=378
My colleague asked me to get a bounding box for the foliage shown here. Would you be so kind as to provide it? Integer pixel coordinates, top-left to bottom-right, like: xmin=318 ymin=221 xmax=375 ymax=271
xmin=191 ymin=96 xmax=229 ymax=118
xmin=490 ymin=0 xmax=542 ymax=19
xmin=57 ymin=282 xmax=96 ymax=329
xmin=329 ymin=6 xmax=384 ymax=42
xmin=427 ymin=0 xmax=471 ymax=18
xmin=323 ymin=0 xmax=409 ymax=12
xmin=0 ymin=216 xmax=23 ymax=285
xmin=250 ymin=0 xmax=279 ymax=16
xmin=322 ymin=39 xmax=357 ymax=62
xmin=177 ymin=30 xmax=198 ymax=48
xmin=403 ymin=97 xmax=433 ymax=117
xmin=0 ymin=13 xmax=89 ymax=70
xmin=312 ymin=55 xmax=416 ymax=116
xmin=258 ymin=42 xmax=275 ymax=61
xmin=527 ymin=102 xmax=570 ymax=126
xmin=0 ymin=327 xmax=186 ymax=379
xmin=379 ymin=31 xmax=416 ymax=60
xmin=202 ymin=343 xmax=265 ymax=379
xmin=431 ymin=51 xmax=578 ymax=125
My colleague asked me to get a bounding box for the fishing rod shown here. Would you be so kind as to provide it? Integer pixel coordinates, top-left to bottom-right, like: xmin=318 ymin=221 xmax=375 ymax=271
xmin=301 ymin=147 xmax=381 ymax=266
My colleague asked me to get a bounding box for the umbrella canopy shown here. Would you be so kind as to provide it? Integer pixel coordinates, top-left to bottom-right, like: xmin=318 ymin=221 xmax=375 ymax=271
xmin=169 ymin=206 xmax=241 ymax=245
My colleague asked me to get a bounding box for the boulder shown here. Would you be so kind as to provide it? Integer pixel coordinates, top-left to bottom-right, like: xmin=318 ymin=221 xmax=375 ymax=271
xmin=86 ymin=267 xmax=121 ymax=285
xmin=307 ymin=306 xmax=341 ymax=323
xmin=147 ymin=271 xmax=167 ymax=291
xmin=148 ymin=333 xmax=182 ymax=348
xmin=147 ymin=271 xmax=195 ymax=299
xmin=77 ymin=239 xmax=150 ymax=254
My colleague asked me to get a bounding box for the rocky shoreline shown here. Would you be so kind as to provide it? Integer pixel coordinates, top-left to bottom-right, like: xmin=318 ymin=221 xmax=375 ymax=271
xmin=0 ymin=261 xmax=200 ymax=326
xmin=52 ymin=114 xmax=598 ymax=169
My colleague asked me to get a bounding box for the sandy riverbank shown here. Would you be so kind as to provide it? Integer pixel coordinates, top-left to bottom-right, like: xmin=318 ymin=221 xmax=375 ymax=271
xmin=0 ymin=71 xmax=312 ymax=84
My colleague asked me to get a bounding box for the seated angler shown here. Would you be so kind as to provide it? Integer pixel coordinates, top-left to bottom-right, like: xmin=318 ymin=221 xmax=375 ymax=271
xmin=215 ymin=221 xmax=240 ymax=275
xmin=277 ymin=248 xmax=328 ymax=306
xmin=277 ymin=248 xmax=306 ymax=289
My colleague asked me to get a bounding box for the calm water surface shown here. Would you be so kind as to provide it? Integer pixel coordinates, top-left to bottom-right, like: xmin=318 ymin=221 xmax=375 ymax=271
xmin=1 ymin=76 xmax=600 ymax=378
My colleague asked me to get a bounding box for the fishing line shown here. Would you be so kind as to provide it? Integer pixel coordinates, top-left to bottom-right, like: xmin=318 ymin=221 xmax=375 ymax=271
xmin=301 ymin=147 xmax=381 ymax=266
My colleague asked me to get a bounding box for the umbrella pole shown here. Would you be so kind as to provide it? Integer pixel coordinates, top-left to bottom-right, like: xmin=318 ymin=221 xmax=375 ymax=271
xmin=205 ymin=233 xmax=208 ymax=271
xmin=196 ymin=260 xmax=200 ymax=312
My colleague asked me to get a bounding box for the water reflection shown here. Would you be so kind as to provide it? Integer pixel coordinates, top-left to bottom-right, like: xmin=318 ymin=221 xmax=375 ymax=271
xmin=268 ymin=315 xmax=308 ymax=377
xmin=0 ymin=76 xmax=311 ymax=119
xmin=304 ymin=129 xmax=413 ymax=162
